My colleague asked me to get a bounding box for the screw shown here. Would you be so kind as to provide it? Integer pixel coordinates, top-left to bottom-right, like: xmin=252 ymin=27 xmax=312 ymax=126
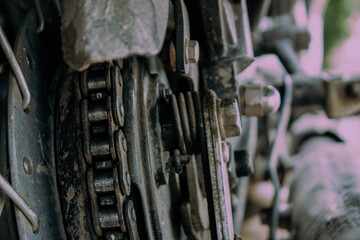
xmin=185 ymin=40 xmax=199 ymax=64
xmin=160 ymin=88 xmax=172 ymax=101
xmin=159 ymin=83 xmax=172 ymax=102
xmin=217 ymin=98 xmax=242 ymax=140
xmin=240 ymin=84 xmax=281 ymax=117
xmin=23 ymin=156 xmax=32 ymax=175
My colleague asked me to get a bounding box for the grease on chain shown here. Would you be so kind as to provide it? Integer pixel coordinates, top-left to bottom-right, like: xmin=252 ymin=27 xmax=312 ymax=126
xmin=79 ymin=62 xmax=138 ymax=239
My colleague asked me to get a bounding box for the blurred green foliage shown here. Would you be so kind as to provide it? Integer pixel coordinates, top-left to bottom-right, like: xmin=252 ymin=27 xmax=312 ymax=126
xmin=323 ymin=0 xmax=360 ymax=68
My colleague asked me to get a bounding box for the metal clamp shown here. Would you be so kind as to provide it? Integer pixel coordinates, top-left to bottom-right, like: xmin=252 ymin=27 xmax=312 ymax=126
xmin=0 ymin=173 xmax=39 ymax=233
xmin=0 ymin=26 xmax=31 ymax=111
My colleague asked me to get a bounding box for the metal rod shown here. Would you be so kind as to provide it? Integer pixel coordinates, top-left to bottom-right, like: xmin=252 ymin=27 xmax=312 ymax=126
xmin=268 ymin=74 xmax=293 ymax=240
xmin=0 ymin=173 xmax=39 ymax=233
xmin=53 ymin=0 xmax=61 ymax=13
xmin=34 ymin=0 xmax=45 ymax=33
xmin=0 ymin=191 xmax=5 ymax=216
xmin=233 ymin=117 xmax=258 ymax=234
xmin=0 ymin=26 xmax=31 ymax=111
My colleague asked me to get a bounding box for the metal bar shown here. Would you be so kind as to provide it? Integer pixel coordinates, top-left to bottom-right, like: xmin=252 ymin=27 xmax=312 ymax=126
xmin=0 ymin=191 xmax=5 ymax=216
xmin=274 ymin=39 xmax=302 ymax=74
xmin=0 ymin=26 xmax=31 ymax=111
xmin=0 ymin=173 xmax=39 ymax=233
xmin=233 ymin=117 xmax=258 ymax=234
xmin=268 ymin=74 xmax=293 ymax=240
xmin=53 ymin=0 xmax=61 ymax=13
xmin=34 ymin=0 xmax=45 ymax=33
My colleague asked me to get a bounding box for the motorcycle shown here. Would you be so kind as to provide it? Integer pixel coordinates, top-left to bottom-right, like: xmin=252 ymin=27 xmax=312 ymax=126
xmin=0 ymin=0 xmax=359 ymax=239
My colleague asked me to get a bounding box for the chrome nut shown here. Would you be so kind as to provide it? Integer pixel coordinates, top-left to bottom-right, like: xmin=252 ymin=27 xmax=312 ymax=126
xmin=217 ymin=98 xmax=242 ymax=140
xmin=240 ymin=84 xmax=280 ymax=117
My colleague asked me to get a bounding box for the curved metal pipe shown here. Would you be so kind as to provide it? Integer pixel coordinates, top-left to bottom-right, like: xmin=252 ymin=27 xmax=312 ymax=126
xmin=0 ymin=26 xmax=31 ymax=111
xmin=268 ymin=74 xmax=293 ymax=240
xmin=0 ymin=174 xmax=39 ymax=233
xmin=34 ymin=0 xmax=45 ymax=33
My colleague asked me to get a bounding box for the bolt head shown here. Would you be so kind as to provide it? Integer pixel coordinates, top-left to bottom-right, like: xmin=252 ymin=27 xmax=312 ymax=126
xmin=218 ymin=98 xmax=242 ymax=140
xmin=159 ymin=83 xmax=172 ymax=102
xmin=185 ymin=40 xmax=199 ymax=64
xmin=23 ymin=156 xmax=32 ymax=175
xmin=240 ymin=84 xmax=280 ymax=117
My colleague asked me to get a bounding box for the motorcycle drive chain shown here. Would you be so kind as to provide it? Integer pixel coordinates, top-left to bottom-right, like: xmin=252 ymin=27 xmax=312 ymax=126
xmin=79 ymin=61 xmax=138 ymax=240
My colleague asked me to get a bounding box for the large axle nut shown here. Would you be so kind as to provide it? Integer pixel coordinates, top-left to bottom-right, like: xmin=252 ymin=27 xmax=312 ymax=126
xmin=217 ymin=98 xmax=242 ymax=140
xmin=240 ymin=84 xmax=280 ymax=117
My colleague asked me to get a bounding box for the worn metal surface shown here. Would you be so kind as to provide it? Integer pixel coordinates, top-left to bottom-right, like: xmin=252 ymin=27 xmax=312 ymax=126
xmin=202 ymin=63 xmax=238 ymax=99
xmin=172 ymin=0 xmax=191 ymax=74
xmin=202 ymin=90 xmax=234 ymax=240
xmin=217 ymin=98 xmax=242 ymax=140
xmin=61 ymin=0 xmax=169 ymax=70
xmin=81 ymin=63 xmax=130 ymax=236
xmin=197 ymin=0 xmax=254 ymax=99
xmin=56 ymin=70 xmax=96 ymax=240
xmin=196 ymin=0 xmax=253 ymax=65
xmin=7 ymin=8 xmax=67 ymax=240
xmin=57 ymin=62 xmax=134 ymax=239
xmin=122 ymin=57 xmax=179 ymax=239
xmin=185 ymin=155 xmax=209 ymax=232
xmin=124 ymin=199 xmax=140 ymax=240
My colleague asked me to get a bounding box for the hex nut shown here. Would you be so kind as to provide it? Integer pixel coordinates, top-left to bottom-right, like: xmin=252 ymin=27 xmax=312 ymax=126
xmin=185 ymin=40 xmax=199 ymax=64
xmin=240 ymin=84 xmax=280 ymax=117
xmin=217 ymin=98 xmax=242 ymax=140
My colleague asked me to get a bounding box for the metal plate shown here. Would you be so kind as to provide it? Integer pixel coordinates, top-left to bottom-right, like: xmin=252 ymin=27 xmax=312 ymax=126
xmin=61 ymin=0 xmax=169 ymax=70
xmin=201 ymin=90 xmax=234 ymax=240
xmin=7 ymin=8 xmax=66 ymax=240
xmin=122 ymin=57 xmax=181 ymax=239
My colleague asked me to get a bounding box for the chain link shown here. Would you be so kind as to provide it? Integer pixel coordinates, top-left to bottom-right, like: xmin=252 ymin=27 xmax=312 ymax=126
xmin=79 ymin=62 xmax=137 ymax=239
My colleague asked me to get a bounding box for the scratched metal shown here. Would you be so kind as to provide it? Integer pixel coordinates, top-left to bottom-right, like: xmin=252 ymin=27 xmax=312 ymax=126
xmin=7 ymin=9 xmax=67 ymax=240
xmin=61 ymin=0 xmax=169 ymax=70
